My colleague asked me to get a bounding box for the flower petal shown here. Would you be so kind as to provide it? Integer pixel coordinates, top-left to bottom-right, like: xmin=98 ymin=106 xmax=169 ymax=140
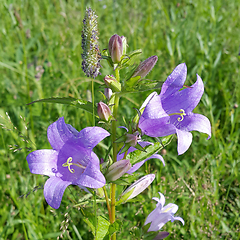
xmin=47 ymin=117 xmax=78 ymax=151
xmin=162 ymin=203 xmax=178 ymax=214
xmin=127 ymin=154 xmax=165 ymax=174
xmin=177 ymin=113 xmax=211 ymax=139
xmin=140 ymin=92 xmax=158 ymax=111
xmin=75 ymin=160 xmax=106 ymax=188
xmin=44 ymin=177 xmax=71 ymax=209
xmin=153 ymin=192 xmax=165 ymax=208
xmin=171 ymin=216 xmax=185 ymax=225
xmin=176 ymin=129 xmax=193 ymax=155
xmin=146 ymin=208 xmax=171 ymax=232
xmin=160 ymin=63 xmax=187 ymax=99
xmin=161 ymin=74 xmax=204 ymax=115
xmin=139 ymin=118 xmax=175 ymax=137
xmin=26 ymin=149 xmax=58 ymax=177
xmin=77 ymin=127 xmax=110 ymax=149
xmin=140 ymin=94 xmax=169 ymax=120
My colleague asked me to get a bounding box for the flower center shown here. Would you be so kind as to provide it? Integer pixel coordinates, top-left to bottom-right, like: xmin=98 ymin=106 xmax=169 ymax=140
xmin=62 ymin=157 xmax=86 ymax=173
xmin=168 ymin=109 xmax=186 ymax=122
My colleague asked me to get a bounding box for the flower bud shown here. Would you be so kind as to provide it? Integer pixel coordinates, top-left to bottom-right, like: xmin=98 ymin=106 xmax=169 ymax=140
xmin=104 ymin=88 xmax=113 ymax=100
xmin=105 ymin=160 xmax=131 ymax=181
xmin=104 ymin=75 xmax=121 ymax=92
xmin=125 ymin=133 xmax=139 ymax=147
xmin=132 ymin=55 xmax=158 ymax=79
xmin=108 ymin=34 xmax=123 ymax=63
xmin=121 ymin=36 xmax=127 ymax=55
xmin=119 ymin=174 xmax=155 ymax=202
xmin=97 ymin=102 xmax=112 ymax=121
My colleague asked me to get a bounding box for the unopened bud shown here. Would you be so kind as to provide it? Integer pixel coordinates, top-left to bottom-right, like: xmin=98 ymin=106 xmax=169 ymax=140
xmin=132 ymin=55 xmax=158 ymax=79
xmin=97 ymin=102 xmax=112 ymax=121
xmin=105 ymin=160 xmax=131 ymax=181
xmin=104 ymin=75 xmax=121 ymax=92
xmin=125 ymin=133 xmax=139 ymax=147
xmin=108 ymin=34 xmax=123 ymax=63
xmin=119 ymin=174 xmax=155 ymax=202
xmin=121 ymin=36 xmax=127 ymax=55
xmin=104 ymin=88 xmax=113 ymax=100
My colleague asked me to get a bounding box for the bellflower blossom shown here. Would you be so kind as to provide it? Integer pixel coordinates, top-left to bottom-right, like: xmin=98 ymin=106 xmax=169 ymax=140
xmin=144 ymin=192 xmax=184 ymax=232
xmin=26 ymin=117 xmax=110 ymax=209
xmin=139 ymin=63 xmax=211 ymax=155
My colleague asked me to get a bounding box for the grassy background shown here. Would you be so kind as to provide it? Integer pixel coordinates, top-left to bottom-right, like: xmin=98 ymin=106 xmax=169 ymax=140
xmin=0 ymin=0 xmax=240 ymax=239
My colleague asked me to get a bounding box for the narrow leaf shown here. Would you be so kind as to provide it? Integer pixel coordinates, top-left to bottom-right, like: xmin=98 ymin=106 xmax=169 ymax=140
xmin=27 ymin=97 xmax=98 ymax=116
xmin=128 ymin=135 xmax=173 ymax=165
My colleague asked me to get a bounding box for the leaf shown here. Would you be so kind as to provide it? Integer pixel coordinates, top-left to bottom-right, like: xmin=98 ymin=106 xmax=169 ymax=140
xmin=128 ymin=135 xmax=173 ymax=165
xmin=82 ymin=211 xmax=96 ymax=237
xmin=112 ymin=172 xmax=141 ymax=186
xmin=108 ymin=220 xmax=122 ymax=236
xmin=120 ymin=49 xmax=143 ymax=69
xmin=122 ymin=79 xmax=163 ymax=93
xmin=27 ymin=97 xmax=98 ymax=116
xmin=96 ymin=216 xmax=110 ymax=240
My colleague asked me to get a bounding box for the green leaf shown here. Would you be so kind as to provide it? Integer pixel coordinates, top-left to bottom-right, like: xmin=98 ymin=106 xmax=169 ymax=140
xmin=82 ymin=211 xmax=96 ymax=237
xmin=108 ymin=220 xmax=122 ymax=236
xmin=96 ymin=216 xmax=110 ymax=240
xmin=122 ymin=79 xmax=163 ymax=93
xmin=128 ymin=135 xmax=173 ymax=165
xmin=120 ymin=49 xmax=142 ymax=69
xmin=27 ymin=97 xmax=98 ymax=116
xmin=112 ymin=172 xmax=141 ymax=186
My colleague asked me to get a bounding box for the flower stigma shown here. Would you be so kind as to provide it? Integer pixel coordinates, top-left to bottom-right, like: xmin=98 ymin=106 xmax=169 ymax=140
xmin=168 ymin=109 xmax=186 ymax=122
xmin=62 ymin=157 xmax=86 ymax=173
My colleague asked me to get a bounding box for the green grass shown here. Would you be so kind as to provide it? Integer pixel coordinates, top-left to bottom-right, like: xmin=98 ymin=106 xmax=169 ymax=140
xmin=0 ymin=0 xmax=240 ymax=239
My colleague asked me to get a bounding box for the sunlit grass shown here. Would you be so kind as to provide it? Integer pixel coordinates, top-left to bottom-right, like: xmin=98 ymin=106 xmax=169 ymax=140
xmin=0 ymin=0 xmax=239 ymax=239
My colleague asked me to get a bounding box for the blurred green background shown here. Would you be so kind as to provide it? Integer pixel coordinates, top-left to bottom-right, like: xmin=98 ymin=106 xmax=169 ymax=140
xmin=0 ymin=0 xmax=239 ymax=239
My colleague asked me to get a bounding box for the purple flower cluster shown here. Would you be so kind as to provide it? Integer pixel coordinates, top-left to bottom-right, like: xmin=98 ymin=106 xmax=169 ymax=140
xmin=26 ymin=62 xmax=211 ymax=239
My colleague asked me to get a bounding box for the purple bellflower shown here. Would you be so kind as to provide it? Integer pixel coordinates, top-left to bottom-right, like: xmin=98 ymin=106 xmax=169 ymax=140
xmin=26 ymin=117 xmax=110 ymax=209
xmin=144 ymin=192 xmax=184 ymax=232
xmin=139 ymin=63 xmax=211 ymax=155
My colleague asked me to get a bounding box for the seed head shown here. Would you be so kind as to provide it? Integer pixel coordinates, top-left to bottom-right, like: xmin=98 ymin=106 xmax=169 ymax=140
xmin=81 ymin=8 xmax=101 ymax=78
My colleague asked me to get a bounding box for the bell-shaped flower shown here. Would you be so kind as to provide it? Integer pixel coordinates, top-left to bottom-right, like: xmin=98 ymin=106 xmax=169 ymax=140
xmin=26 ymin=117 xmax=110 ymax=209
xmin=139 ymin=63 xmax=211 ymax=155
xmin=144 ymin=192 xmax=184 ymax=232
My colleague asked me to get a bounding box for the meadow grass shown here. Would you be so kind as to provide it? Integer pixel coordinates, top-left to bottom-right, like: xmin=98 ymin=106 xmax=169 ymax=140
xmin=0 ymin=0 xmax=240 ymax=239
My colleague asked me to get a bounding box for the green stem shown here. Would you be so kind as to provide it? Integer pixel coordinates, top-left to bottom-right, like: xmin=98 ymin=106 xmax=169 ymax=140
xmin=93 ymin=191 xmax=97 ymax=237
xmin=110 ymin=68 xmax=120 ymax=240
xmin=123 ymin=151 xmax=128 ymax=159
xmin=103 ymin=186 xmax=112 ymax=221
xmin=92 ymin=79 xmax=95 ymax=126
